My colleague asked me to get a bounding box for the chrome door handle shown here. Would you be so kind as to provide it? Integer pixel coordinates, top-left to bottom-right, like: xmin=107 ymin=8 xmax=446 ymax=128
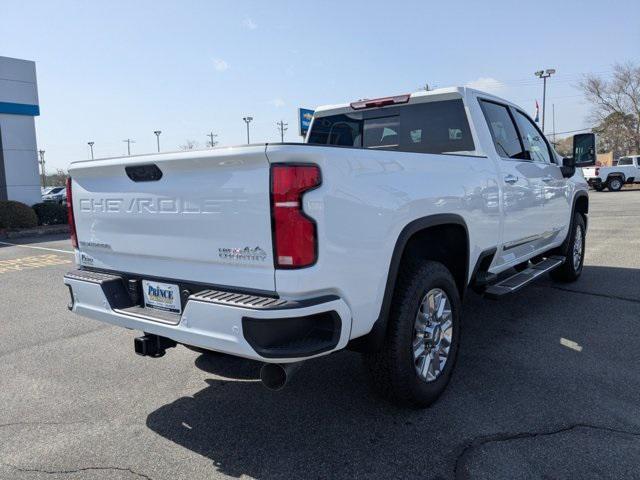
xmin=504 ymin=174 xmax=518 ymax=184
xmin=542 ymin=176 xmax=553 ymax=182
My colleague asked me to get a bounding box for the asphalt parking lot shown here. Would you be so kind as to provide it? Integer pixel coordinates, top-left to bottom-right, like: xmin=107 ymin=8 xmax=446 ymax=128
xmin=1 ymin=190 xmax=639 ymax=480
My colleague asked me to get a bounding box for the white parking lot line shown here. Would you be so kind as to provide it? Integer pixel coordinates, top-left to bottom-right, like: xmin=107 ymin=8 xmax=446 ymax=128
xmin=0 ymin=241 xmax=74 ymax=254
xmin=560 ymin=337 xmax=583 ymax=352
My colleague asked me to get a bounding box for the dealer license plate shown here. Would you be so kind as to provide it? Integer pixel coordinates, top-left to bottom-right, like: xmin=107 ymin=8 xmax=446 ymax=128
xmin=142 ymin=280 xmax=181 ymax=314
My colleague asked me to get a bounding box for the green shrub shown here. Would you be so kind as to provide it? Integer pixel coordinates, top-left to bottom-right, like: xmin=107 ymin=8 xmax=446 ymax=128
xmin=32 ymin=202 xmax=68 ymax=226
xmin=0 ymin=201 xmax=38 ymax=229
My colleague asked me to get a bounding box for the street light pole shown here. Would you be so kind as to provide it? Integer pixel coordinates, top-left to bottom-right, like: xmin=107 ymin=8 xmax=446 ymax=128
xmin=38 ymin=150 xmax=46 ymax=187
xmin=534 ymin=68 xmax=556 ymax=133
xmin=153 ymin=131 xmax=162 ymax=153
xmin=552 ymin=104 xmax=556 ymax=144
xmin=123 ymin=138 xmax=136 ymax=156
xmin=242 ymin=116 xmax=253 ymax=145
xmin=88 ymin=141 xmax=95 ymax=160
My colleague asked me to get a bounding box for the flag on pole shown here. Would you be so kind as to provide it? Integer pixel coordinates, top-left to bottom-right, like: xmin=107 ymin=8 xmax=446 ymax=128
xmin=534 ymin=100 xmax=540 ymax=123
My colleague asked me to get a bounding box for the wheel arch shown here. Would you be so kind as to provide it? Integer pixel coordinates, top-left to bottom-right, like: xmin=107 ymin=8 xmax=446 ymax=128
xmin=552 ymin=190 xmax=589 ymax=258
xmin=574 ymin=190 xmax=589 ymax=220
xmin=348 ymin=214 xmax=469 ymax=352
xmin=606 ymin=172 xmax=626 ymax=182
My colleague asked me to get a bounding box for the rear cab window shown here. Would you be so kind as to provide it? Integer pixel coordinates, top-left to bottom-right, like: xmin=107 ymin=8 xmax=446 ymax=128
xmin=307 ymin=99 xmax=476 ymax=155
xmin=307 ymin=114 xmax=362 ymax=147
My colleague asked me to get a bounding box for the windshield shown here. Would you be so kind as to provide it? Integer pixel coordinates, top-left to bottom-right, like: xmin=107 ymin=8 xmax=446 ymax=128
xmin=307 ymin=99 xmax=475 ymax=155
xmin=48 ymin=187 xmax=64 ymax=194
xmin=617 ymin=157 xmax=633 ymax=165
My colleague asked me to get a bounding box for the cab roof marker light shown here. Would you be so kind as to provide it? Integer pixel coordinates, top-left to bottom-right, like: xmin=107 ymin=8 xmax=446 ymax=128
xmin=350 ymin=94 xmax=411 ymax=110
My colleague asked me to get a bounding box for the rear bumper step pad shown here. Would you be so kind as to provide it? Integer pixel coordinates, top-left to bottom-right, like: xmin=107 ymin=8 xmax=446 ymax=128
xmin=189 ymin=289 xmax=338 ymax=310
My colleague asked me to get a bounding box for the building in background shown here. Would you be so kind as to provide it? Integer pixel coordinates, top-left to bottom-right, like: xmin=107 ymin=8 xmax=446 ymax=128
xmin=0 ymin=56 xmax=40 ymax=205
xmin=596 ymin=152 xmax=614 ymax=166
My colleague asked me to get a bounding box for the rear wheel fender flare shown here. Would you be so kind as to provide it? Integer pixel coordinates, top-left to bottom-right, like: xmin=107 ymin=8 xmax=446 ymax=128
xmin=558 ymin=191 xmax=589 ymax=254
xmin=348 ymin=213 xmax=469 ymax=352
xmin=606 ymin=173 xmax=626 ymax=182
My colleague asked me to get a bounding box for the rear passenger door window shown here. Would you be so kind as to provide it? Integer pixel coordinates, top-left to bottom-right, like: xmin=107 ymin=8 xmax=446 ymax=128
xmin=514 ymin=110 xmax=552 ymax=163
xmin=479 ymin=100 xmax=527 ymax=160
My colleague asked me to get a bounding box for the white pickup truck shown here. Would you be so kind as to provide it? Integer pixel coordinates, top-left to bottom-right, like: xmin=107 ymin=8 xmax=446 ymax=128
xmin=583 ymin=155 xmax=640 ymax=191
xmin=63 ymin=87 xmax=595 ymax=406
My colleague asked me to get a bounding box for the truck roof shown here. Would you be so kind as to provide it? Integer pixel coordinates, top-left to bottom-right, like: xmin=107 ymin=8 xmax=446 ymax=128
xmin=313 ymin=86 xmax=517 ymax=118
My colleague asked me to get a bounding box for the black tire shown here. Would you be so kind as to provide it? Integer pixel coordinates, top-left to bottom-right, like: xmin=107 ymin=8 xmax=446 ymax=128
xmin=594 ymin=184 xmax=605 ymax=192
xmin=550 ymin=213 xmax=586 ymax=283
xmin=607 ymin=177 xmax=623 ymax=192
xmin=363 ymin=260 xmax=461 ymax=408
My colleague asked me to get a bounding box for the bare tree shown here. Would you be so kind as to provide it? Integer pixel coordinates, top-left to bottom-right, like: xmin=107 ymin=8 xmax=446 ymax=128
xmin=180 ymin=140 xmax=199 ymax=151
xmin=580 ymin=62 xmax=640 ymax=155
xmin=44 ymin=169 xmax=69 ymax=187
xmin=552 ymin=136 xmax=573 ymax=158
xmin=593 ymin=112 xmax=637 ymax=158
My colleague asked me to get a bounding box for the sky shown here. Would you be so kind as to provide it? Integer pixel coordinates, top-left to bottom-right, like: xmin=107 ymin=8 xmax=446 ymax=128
xmin=1 ymin=0 xmax=639 ymax=171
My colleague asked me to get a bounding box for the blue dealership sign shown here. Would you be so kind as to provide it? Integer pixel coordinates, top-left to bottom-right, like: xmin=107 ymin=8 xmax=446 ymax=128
xmin=298 ymin=108 xmax=314 ymax=137
xmin=0 ymin=101 xmax=40 ymax=116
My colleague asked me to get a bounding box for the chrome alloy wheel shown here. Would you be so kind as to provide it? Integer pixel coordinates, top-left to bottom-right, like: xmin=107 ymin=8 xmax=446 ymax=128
xmin=573 ymin=224 xmax=584 ymax=270
xmin=412 ymin=288 xmax=453 ymax=382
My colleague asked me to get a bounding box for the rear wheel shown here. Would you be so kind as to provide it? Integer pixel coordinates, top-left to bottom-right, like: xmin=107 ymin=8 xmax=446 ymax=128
xmin=363 ymin=260 xmax=461 ymax=407
xmin=550 ymin=213 xmax=585 ymax=283
xmin=593 ymin=183 xmax=605 ymax=192
xmin=607 ymin=177 xmax=623 ymax=192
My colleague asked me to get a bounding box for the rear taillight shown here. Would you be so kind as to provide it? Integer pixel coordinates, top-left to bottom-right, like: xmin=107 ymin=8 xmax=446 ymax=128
xmin=66 ymin=177 xmax=78 ymax=249
xmin=270 ymin=164 xmax=321 ymax=268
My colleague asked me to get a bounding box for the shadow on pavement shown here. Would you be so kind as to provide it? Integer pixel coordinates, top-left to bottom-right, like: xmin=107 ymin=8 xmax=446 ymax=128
xmin=539 ymin=265 xmax=640 ymax=304
xmin=146 ymin=265 xmax=640 ymax=479
xmin=591 ymin=186 xmax=640 ymax=193
xmin=0 ymin=232 xmax=71 ymax=248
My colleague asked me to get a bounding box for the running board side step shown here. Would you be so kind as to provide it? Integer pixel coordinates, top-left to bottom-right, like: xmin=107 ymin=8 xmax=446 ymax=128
xmin=484 ymin=256 xmax=565 ymax=299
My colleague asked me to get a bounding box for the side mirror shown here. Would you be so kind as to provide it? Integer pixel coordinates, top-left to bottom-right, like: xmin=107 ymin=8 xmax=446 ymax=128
xmin=572 ymin=133 xmax=596 ymax=167
xmin=560 ymin=156 xmax=576 ymax=178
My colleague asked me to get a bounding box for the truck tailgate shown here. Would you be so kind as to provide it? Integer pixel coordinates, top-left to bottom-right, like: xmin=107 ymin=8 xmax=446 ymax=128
xmin=69 ymin=146 xmax=275 ymax=292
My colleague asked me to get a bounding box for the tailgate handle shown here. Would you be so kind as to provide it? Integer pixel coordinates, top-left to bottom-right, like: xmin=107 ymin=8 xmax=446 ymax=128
xmin=125 ymin=164 xmax=163 ymax=182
